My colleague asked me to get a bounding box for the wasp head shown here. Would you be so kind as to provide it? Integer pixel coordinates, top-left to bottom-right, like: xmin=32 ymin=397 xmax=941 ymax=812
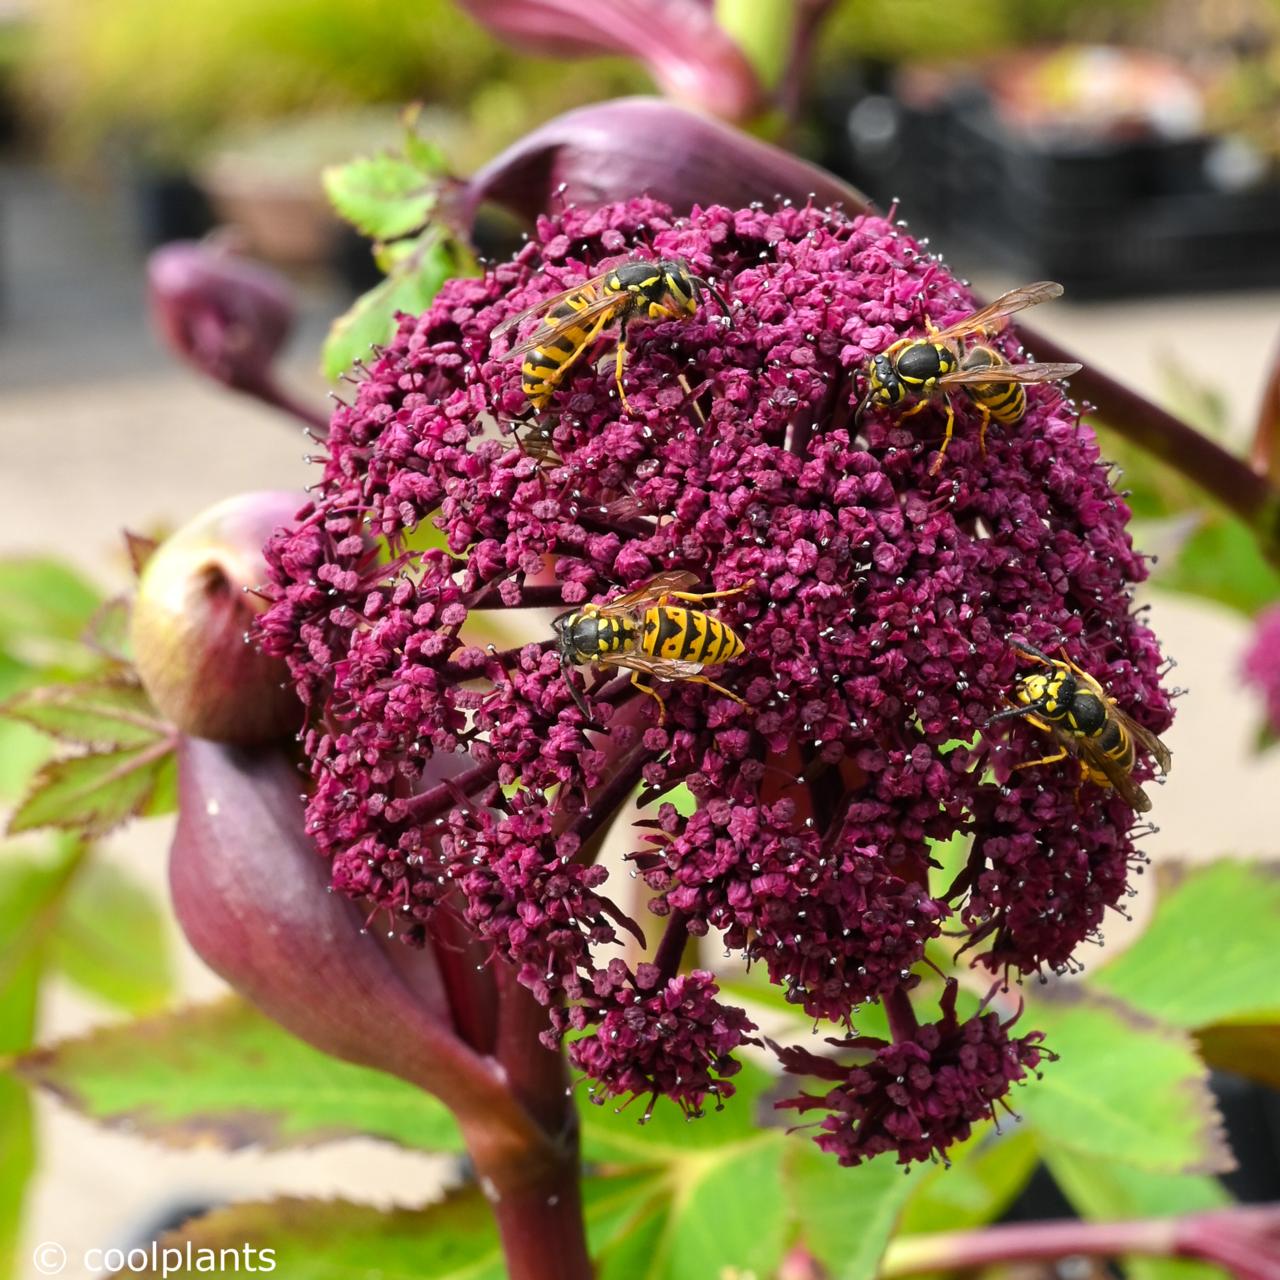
xmin=854 ymin=352 xmax=903 ymax=424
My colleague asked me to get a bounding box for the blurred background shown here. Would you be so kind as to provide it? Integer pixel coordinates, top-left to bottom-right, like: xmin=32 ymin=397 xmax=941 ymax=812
xmin=4 ymin=0 xmax=1280 ymax=1275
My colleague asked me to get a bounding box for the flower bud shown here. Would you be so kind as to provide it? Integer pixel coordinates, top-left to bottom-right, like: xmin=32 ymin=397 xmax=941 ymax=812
xmin=131 ymin=492 xmax=303 ymax=744
xmin=463 ymin=97 xmax=869 ymax=230
xmin=147 ymin=240 xmax=294 ymax=395
xmin=170 ymin=739 xmax=457 ymax=1088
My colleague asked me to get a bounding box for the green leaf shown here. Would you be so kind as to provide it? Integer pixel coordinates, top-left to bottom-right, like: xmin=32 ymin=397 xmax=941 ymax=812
xmin=0 ymin=653 xmax=53 ymax=802
xmin=1089 ymin=862 xmax=1280 ymax=1028
xmin=111 ymin=1191 xmax=504 ymax=1280
xmin=898 ymin=1123 xmax=1039 ymax=1235
xmin=322 ymin=231 xmax=472 ymax=379
xmin=786 ymin=1145 xmax=920 ymax=1280
xmin=17 ymin=997 xmax=463 ymax=1154
xmin=1017 ymin=994 xmax=1232 ymax=1175
xmin=3 ymin=679 xmax=167 ymax=750
xmin=1195 ymin=1020 xmax=1280 ymax=1090
xmin=591 ymin=1137 xmax=789 ymax=1280
xmin=322 ymin=152 xmax=439 ymax=240
xmin=0 ymin=1074 xmax=35 ymax=1280
xmin=1043 ymin=1145 xmax=1230 ymax=1280
xmin=0 ymin=557 xmax=101 ymax=655
xmin=583 ymin=1062 xmax=794 ymax=1278
xmin=8 ymin=739 xmax=177 ymax=838
xmin=1153 ymin=513 xmax=1280 ymax=617
xmin=50 ymin=862 xmax=173 ymax=1014
xmin=0 ymin=842 xmax=83 ymax=1056
xmin=106 ymin=1173 xmax=663 ymax=1280
xmin=580 ymin=1058 xmax=773 ymax=1164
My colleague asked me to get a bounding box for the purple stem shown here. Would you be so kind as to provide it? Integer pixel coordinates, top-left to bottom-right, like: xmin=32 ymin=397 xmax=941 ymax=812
xmin=256 ymin=376 xmax=332 ymax=435
xmin=1028 ymin=327 xmax=1280 ymax=558
xmin=884 ymin=985 xmax=919 ymax=1043
xmin=883 ymin=1205 xmax=1280 ymax=1280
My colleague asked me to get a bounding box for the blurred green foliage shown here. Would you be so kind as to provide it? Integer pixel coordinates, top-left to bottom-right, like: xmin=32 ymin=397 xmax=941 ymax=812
xmin=20 ymin=0 xmax=648 ymax=169
xmin=817 ymin=0 xmax=1162 ymax=66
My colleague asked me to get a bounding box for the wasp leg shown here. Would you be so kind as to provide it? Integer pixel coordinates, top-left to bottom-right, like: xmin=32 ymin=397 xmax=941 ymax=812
xmin=659 ymin=580 xmax=754 ymax=606
xmin=927 ymin=396 xmax=957 ymax=475
xmin=614 ymin=315 xmax=633 ymax=415
xmin=629 ymin=669 xmax=669 ymax=723
xmin=681 ymin=674 xmax=749 ymax=707
xmin=974 ymin=400 xmax=992 ymax=457
xmin=1012 ymin=744 xmax=1069 ymax=771
xmin=900 ymin=398 xmax=932 ymax=420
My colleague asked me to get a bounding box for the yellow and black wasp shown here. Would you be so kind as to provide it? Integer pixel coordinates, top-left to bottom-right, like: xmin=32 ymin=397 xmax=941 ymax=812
xmin=855 ymin=281 xmax=1082 ymax=474
xmin=984 ymin=640 xmax=1172 ymax=812
xmin=552 ymin=571 xmax=751 ymax=725
xmin=491 ymin=258 xmax=728 ymax=417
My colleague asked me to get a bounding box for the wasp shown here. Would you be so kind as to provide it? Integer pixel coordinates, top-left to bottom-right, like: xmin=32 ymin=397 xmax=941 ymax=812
xmin=491 ymin=258 xmax=727 ymax=418
xmin=552 ymin=571 xmax=751 ymax=725
xmin=856 ymin=281 xmax=1082 ymax=474
xmin=984 ymin=640 xmax=1172 ymax=812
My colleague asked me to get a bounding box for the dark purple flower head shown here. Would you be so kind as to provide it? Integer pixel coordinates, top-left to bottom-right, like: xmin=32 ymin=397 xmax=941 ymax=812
xmin=1244 ymin=605 xmax=1280 ymax=737
xmin=259 ymin=195 xmax=1171 ymax=1158
xmin=776 ymin=984 xmax=1048 ymax=1166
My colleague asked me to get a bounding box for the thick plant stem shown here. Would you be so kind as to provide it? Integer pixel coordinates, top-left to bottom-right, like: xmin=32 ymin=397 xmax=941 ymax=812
xmin=462 ymin=966 xmax=593 ymax=1280
xmin=1027 ymin=327 xmax=1280 ymax=562
xmin=465 ymin=1133 xmax=593 ymax=1280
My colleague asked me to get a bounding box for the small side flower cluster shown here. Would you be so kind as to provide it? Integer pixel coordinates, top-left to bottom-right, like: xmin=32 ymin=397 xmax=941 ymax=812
xmin=776 ymin=985 xmax=1047 ymax=1165
xmin=259 ymin=195 xmax=1171 ymax=1161
xmin=1244 ymin=605 xmax=1280 ymax=740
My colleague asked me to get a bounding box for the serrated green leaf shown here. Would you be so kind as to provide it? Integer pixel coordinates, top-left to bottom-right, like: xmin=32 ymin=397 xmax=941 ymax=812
xmin=322 ymin=233 xmax=467 ymax=379
xmin=0 ymin=841 xmax=83 ymax=1055
xmin=0 ymin=557 xmax=101 ymax=654
xmin=592 ymin=1136 xmax=788 ymax=1280
xmin=106 ymin=1173 xmax=663 ymax=1280
xmin=323 ymin=152 xmax=439 ymax=240
xmin=8 ymin=739 xmax=176 ymax=838
xmin=787 ymin=1144 xmax=920 ymax=1280
xmin=51 ymin=862 xmax=173 ymax=1014
xmin=0 ymin=1074 xmax=35 ymax=1280
xmin=112 ymin=1191 xmax=503 ymax=1280
xmin=1043 ymin=1145 xmax=1231 ymax=1280
xmin=3 ymin=680 xmax=167 ymax=750
xmin=0 ymin=654 xmax=52 ymax=802
xmin=1152 ymin=513 xmax=1280 ymax=617
xmin=898 ymin=1122 xmax=1038 ymax=1235
xmin=17 ymin=996 xmax=463 ymax=1154
xmin=1017 ymin=994 xmax=1232 ymax=1175
xmin=1089 ymin=862 xmax=1280 ymax=1029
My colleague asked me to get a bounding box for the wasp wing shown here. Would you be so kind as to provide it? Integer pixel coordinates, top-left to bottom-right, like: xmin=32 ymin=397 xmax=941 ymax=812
xmin=938 ymin=361 xmax=1082 ymax=387
xmin=1024 ymin=720 xmax=1152 ymax=812
xmin=500 ymin=290 xmax=625 ymax=361
xmin=490 ymin=271 xmax=612 ymax=337
xmin=1106 ymin=703 xmax=1173 ymax=775
xmin=599 ymin=651 xmax=708 ymax=679
xmin=931 ymin=282 xmax=1065 ymax=344
xmin=603 ymin=571 xmax=702 ymax=612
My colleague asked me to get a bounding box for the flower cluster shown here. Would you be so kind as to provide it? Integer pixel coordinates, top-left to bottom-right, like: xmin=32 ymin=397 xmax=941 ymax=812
xmin=259 ymin=194 xmax=1171 ymax=1158
xmin=776 ymin=984 xmax=1048 ymax=1166
xmin=1244 ymin=605 xmax=1280 ymax=739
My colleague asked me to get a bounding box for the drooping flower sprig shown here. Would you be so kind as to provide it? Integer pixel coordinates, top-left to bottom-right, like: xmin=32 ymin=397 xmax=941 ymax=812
xmin=258 ymin=194 xmax=1173 ymax=1165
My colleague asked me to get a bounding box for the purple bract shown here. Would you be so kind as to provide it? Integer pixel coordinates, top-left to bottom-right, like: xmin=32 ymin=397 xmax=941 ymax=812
xmin=259 ymin=195 xmax=1171 ymax=1162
